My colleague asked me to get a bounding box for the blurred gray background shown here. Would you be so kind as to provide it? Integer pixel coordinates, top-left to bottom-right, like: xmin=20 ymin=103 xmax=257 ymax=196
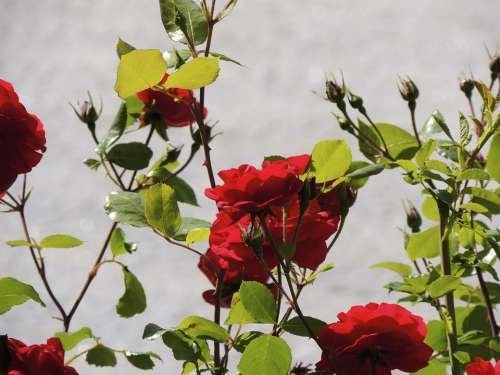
xmin=1 ymin=1 xmax=499 ymax=373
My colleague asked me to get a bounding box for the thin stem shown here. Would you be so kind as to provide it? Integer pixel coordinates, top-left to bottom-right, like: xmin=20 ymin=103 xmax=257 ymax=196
xmin=327 ymin=213 xmax=347 ymax=251
xmin=18 ymin=207 xmax=67 ymax=322
xmin=437 ymin=202 xmax=459 ymax=375
xmin=213 ymin=270 xmax=223 ymax=374
xmin=475 ymin=266 xmax=499 ymax=337
xmin=272 ymin=265 xmax=283 ymax=335
xmin=409 ymin=102 xmax=422 ymax=148
xmin=65 ymin=222 xmax=117 ymax=330
xmin=363 ymin=112 xmax=392 ymax=155
xmin=64 ymin=346 xmax=93 ymax=366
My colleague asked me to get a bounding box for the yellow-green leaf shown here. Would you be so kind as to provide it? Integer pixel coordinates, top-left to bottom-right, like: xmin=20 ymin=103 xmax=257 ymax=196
xmin=163 ymin=57 xmax=220 ymax=90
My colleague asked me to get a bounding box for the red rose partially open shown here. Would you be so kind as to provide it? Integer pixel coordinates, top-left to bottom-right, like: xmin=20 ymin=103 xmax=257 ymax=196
xmin=7 ymin=337 xmax=78 ymax=375
xmin=0 ymin=79 xmax=46 ymax=194
xmin=466 ymin=357 xmax=500 ymax=375
xmin=316 ymin=303 xmax=432 ymax=374
xmin=137 ymin=73 xmax=207 ymax=128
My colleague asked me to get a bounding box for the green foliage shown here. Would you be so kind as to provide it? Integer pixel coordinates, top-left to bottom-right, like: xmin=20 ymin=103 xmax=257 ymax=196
xmin=116 ymin=268 xmax=147 ymax=318
xmin=5 ymin=240 xmax=33 ymax=248
xmin=83 ymin=158 xmax=101 ymax=171
xmin=225 ymin=293 xmax=258 ymax=325
xmin=486 ymin=133 xmax=500 ymax=182
xmin=124 ymin=351 xmax=162 ymax=370
xmin=411 ymin=359 xmax=447 ymax=375
xmin=238 ymin=335 xmax=292 ymax=375
xmin=373 ymin=123 xmax=419 ymax=159
xmin=116 ymin=37 xmax=135 ymax=58
xmin=105 ymin=192 xmax=148 ymax=227
xmin=163 ymin=57 xmax=220 ymax=90
xmin=110 ymin=227 xmax=137 ymax=257
xmin=98 ymin=103 xmax=128 ymax=153
xmin=86 ymin=344 xmax=117 ymax=367
xmin=107 ymin=142 xmax=153 ymax=170
xmin=233 ymin=331 xmax=264 ymax=353
xmin=166 ymin=174 xmax=199 ymax=206
xmin=144 ymin=184 xmax=182 ymax=237
xmin=54 ymin=327 xmax=93 ymax=351
xmin=39 ymin=234 xmax=84 ymax=249
xmin=427 ymin=275 xmax=461 ymax=298
xmin=282 ymin=316 xmax=326 ymax=337
xmin=239 ymin=281 xmax=277 ymax=324
xmin=369 ymin=262 xmax=412 ymax=277
xmin=186 ymin=228 xmax=210 ymax=245
xmin=406 ymin=225 xmax=441 ymax=260
xmin=0 ymin=277 xmax=45 ymax=314
xmin=179 ymin=316 xmax=229 ymax=342
xmin=114 ymin=49 xmax=167 ymax=99
xmin=160 ymin=0 xmax=209 ymax=47
xmin=173 ymin=217 xmax=211 ymax=241
xmin=310 ymin=139 xmax=352 ymax=183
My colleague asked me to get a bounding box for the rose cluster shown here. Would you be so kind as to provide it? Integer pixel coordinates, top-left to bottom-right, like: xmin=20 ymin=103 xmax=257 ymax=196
xmin=198 ymin=154 xmax=346 ymax=305
xmin=467 ymin=357 xmax=500 ymax=375
xmin=2 ymin=337 xmax=78 ymax=375
xmin=0 ymin=79 xmax=46 ymax=197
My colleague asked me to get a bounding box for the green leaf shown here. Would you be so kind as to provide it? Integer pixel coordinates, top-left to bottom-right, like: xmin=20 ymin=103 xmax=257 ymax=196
xmin=0 ymin=277 xmax=45 ymax=314
xmin=421 ymin=196 xmax=440 ymax=221
xmin=374 ymin=123 xmax=419 ymax=159
xmin=124 ymin=351 xmax=161 ymax=370
xmin=346 ymin=162 xmax=384 ymax=178
xmin=116 ymin=268 xmax=147 ymax=318
xmin=173 ymin=217 xmax=211 ymax=241
xmin=105 ymin=191 xmax=147 ymax=227
xmin=406 ymin=225 xmax=440 ymax=260
xmin=427 ymin=275 xmax=461 ymax=298
xmin=168 ymin=0 xmax=208 ymax=46
xmin=179 ymin=316 xmax=229 ymax=342
xmin=39 ymin=234 xmax=84 ymax=249
xmin=459 ymin=202 xmax=489 ymax=213
xmin=419 ymin=110 xmax=448 ymax=140
xmin=116 ymin=37 xmax=135 ymax=58
xmin=310 ymin=139 xmax=352 ymax=183
xmin=143 ymin=323 xmax=167 ymax=340
xmin=369 ymin=262 xmax=412 ymax=277
xmin=209 ymin=51 xmax=243 ymax=66
xmin=357 ymin=120 xmax=381 ymax=162
xmin=457 ymin=168 xmax=489 ymax=181
xmin=487 ymin=133 xmax=500 ymax=183
xmin=83 ymin=158 xmax=101 ymax=171
xmin=161 ymin=330 xmax=199 ymax=362
xmin=424 ymin=320 xmax=447 ymax=352
xmin=239 ymin=281 xmax=277 ymax=324
xmin=5 ymin=240 xmax=33 ymax=248
xmin=159 ymin=0 xmax=177 ymax=33
xmin=107 ymin=142 xmax=153 ymax=170
xmin=165 ymin=48 xmax=192 ymax=68
xmin=282 ymin=316 xmax=326 ymax=337
xmin=415 ymin=140 xmax=436 ymax=167
xmin=86 ymin=345 xmax=117 ymax=367
xmin=166 ymin=174 xmax=198 ymax=206
xmin=466 ymin=187 xmax=500 ymax=214
xmin=238 ymin=335 xmax=292 ymax=375
xmin=225 ymin=293 xmax=258 ymax=325
xmin=114 ymin=49 xmax=167 ymax=99
xmin=110 ymin=227 xmax=137 ymax=257
xmin=54 ymin=327 xmax=93 ymax=351
xmin=186 ymin=228 xmax=210 ymax=245
xmin=163 ymin=57 xmax=220 ymax=90
xmin=411 ymin=358 xmax=447 ymax=375
xmin=144 ymin=184 xmax=182 ymax=237
xmin=233 ymin=331 xmax=264 ymax=353
xmin=98 ymin=103 xmax=128 ymax=153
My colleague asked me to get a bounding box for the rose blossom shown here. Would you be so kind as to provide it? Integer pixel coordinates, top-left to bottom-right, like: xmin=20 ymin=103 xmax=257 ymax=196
xmin=205 ymin=160 xmax=304 ymax=220
xmin=0 ymin=79 xmax=46 ymax=194
xmin=316 ymin=303 xmax=432 ymax=374
xmin=137 ymin=73 xmax=207 ymax=128
xmin=6 ymin=337 xmax=78 ymax=375
xmin=466 ymin=357 xmax=500 ymax=375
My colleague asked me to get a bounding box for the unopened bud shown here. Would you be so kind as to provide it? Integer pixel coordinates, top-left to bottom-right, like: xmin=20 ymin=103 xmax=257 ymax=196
xmin=459 ymin=78 xmax=474 ymax=99
xmin=347 ymin=91 xmax=364 ymax=111
xmin=405 ymin=202 xmax=422 ymax=233
xmin=325 ymin=79 xmax=345 ymax=105
xmin=490 ymin=54 xmax=500 ymax=79
xmin=398 ymin=76 xmax=419 ymax=103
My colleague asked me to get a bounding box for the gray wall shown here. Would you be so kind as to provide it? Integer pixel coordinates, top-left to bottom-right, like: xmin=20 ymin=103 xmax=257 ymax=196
xmin=1 ymin=1 xmax=498 ymax=373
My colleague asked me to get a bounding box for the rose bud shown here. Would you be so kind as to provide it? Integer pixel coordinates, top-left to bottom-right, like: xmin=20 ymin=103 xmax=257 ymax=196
xmin=405 ymin=201 xmax=422 ymax=233
xmin=459 ymin=78 xmax=474 ymax=99
xmin=489 ymin=54 xmax=500 ymax=80
xmin=325 ymin=79 xmax=345 ymax=107
xmin=398 ymin=76 xmax=419 ymax=102
xmin=347 ymin=91 xmax=364 ymax=111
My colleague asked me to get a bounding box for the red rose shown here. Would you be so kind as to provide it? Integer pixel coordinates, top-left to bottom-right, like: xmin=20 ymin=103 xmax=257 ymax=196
xmin=262 ymin=154 xmax=310 ymax=175
xmin=205 ymin=162 xmax=303 ymax=220
xmin=466 ymin=357 xmax=500 ymax=375
xmin=316 ymin=303 xmax=432 ymax=374
xmin=265 ymin=198 xmax=340 ymax=269
xmin=137 ymin=73 xmax=207 ymax=128
xmin=0 ymin=79 xmax=46 ymax=193
xmin=7 ymin=337 xmax=78 ymax=375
